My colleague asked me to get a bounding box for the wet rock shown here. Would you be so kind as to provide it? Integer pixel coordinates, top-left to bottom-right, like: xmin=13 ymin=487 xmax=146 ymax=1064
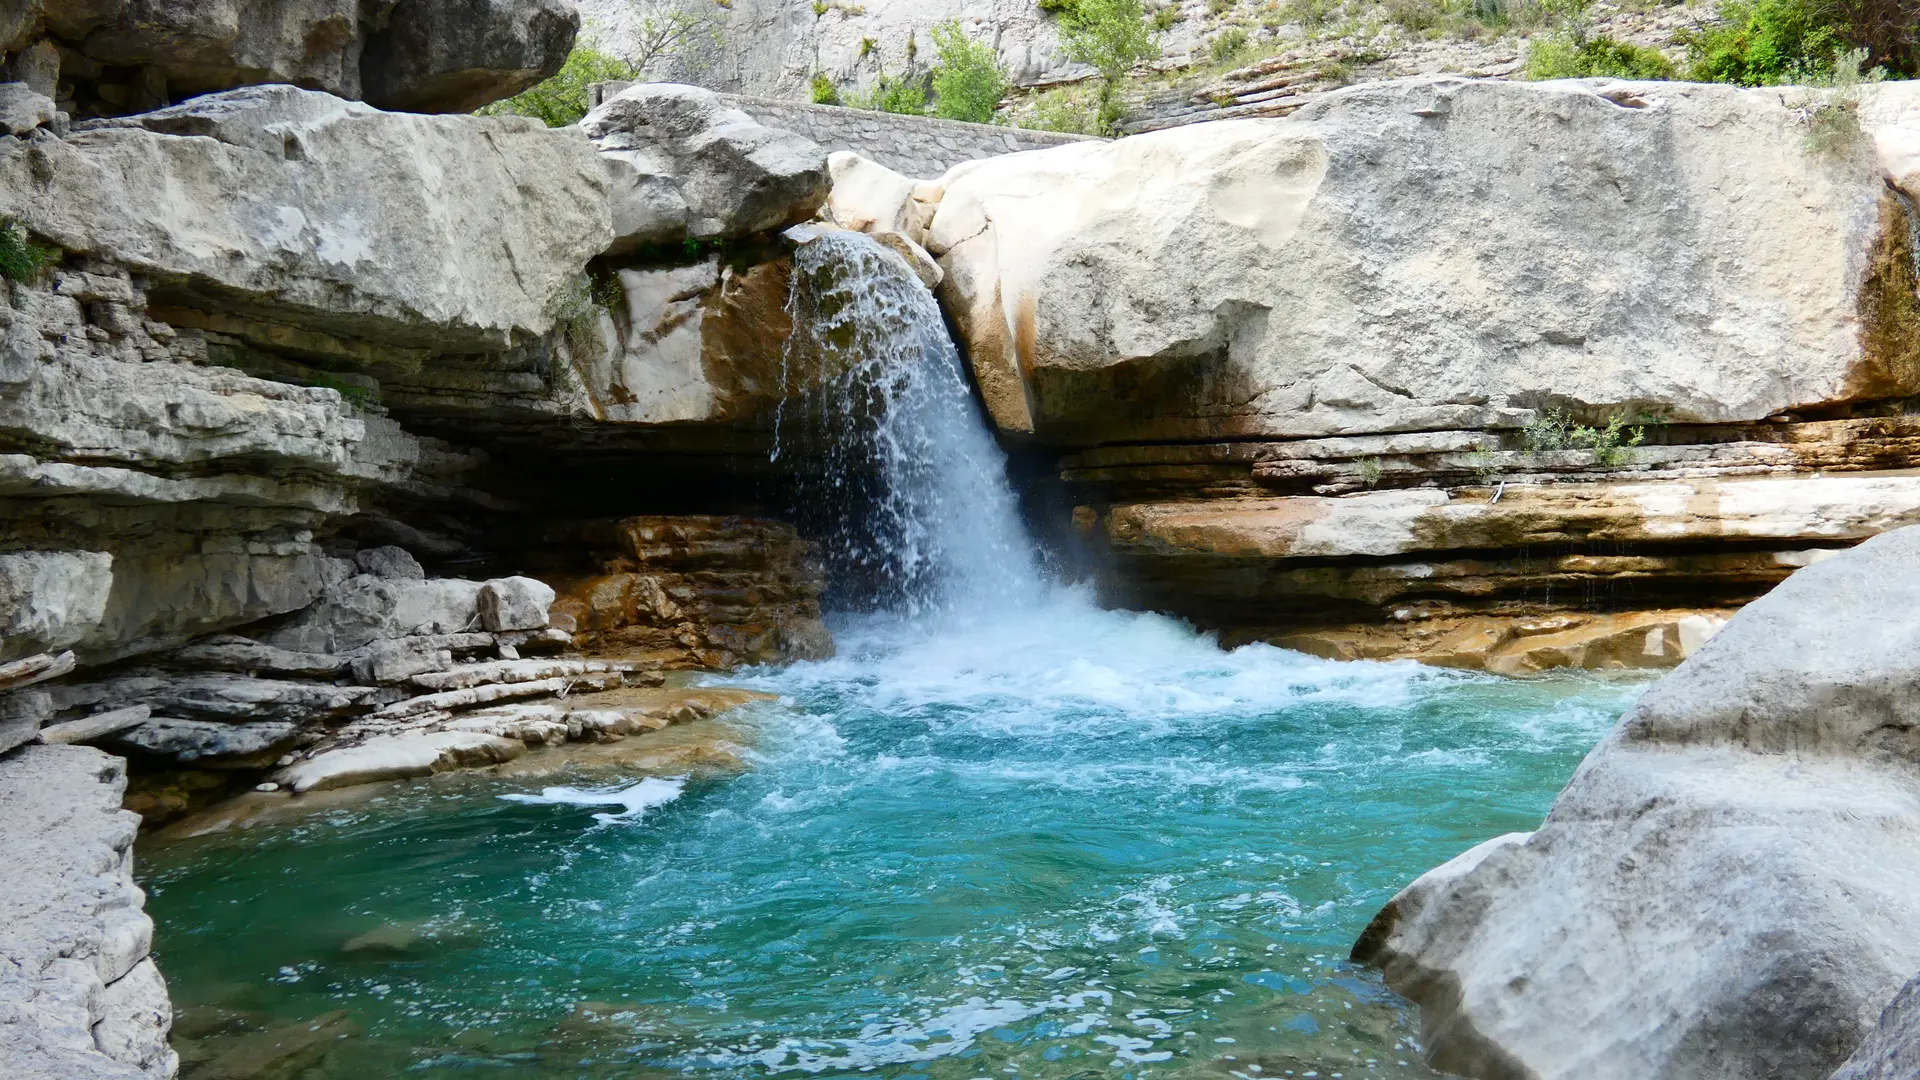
xmin=1352 ymin=525 xmax=1920 ymax=1080
xmin=478 ymin=576 xmax=554 ymax=632
xmin=583 ymin=82 xmax=828 ymax=252
xmin=185 ymin=1009 xmax=357 ymax=1080
xmin=275 ymin=731 xmax=526 ymax=792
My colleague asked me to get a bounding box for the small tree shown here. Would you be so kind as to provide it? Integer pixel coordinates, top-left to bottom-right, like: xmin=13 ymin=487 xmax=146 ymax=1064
xmin=1057 ymin=0 xmax=1159 ymax=132
xmin=628 ymin=0 xmax=727 ymax=78
xmin=929 ymin=21 xmax=1010 ymax=123
xmin=478 ymin=44 xmax=636 ymax=126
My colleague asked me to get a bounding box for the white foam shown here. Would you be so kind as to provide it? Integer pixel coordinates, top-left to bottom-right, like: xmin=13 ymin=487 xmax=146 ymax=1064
xmin=499 ymin=776 xmax=686 ymax=824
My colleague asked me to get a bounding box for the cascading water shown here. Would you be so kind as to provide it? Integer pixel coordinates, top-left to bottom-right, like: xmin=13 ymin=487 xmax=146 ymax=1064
xmin=140 ymin=235 xmax=1646 ymax=1080
xmin=777 ymin=232 xmax=1041 ymax=614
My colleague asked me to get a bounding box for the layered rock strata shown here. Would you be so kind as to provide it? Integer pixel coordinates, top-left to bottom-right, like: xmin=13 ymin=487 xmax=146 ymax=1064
xmin=542 ymin=515 xmax=833 ymax=669
xmin=913 ymin=76 xmax=1920 ymax=670
xmin=1351 ymin=525 xmax=1920 ymax=1080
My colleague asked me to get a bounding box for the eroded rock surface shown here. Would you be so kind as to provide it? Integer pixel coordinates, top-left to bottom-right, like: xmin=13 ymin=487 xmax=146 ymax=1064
xmin=0 ymin=745 xmax=171 ymax=1079
xmin=1352 ymin=525 xmax=1920 ymax=1079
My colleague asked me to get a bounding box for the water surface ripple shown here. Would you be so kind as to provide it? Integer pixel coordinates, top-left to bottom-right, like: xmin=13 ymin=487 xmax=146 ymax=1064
xmin=145 ymin=593 xmax=1639 ymax=1080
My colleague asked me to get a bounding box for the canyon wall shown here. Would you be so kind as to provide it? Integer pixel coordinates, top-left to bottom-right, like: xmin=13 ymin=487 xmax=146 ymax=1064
xmin=908 ymin=75 xmax=1920 ymax=673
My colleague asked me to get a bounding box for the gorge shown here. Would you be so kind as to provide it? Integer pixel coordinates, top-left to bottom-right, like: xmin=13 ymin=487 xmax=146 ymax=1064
xmin=8 ymin=3 xmax=1920 ymax=1079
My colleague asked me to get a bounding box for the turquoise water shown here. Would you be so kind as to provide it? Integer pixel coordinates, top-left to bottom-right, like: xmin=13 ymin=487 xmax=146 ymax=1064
xmin=143 ymin=595 xmax=1639 ymax=1080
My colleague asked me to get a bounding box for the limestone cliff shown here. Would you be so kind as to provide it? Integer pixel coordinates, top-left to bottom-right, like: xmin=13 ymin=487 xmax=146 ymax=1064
xmin=913 ymin=76 xmax=1920 ymax=672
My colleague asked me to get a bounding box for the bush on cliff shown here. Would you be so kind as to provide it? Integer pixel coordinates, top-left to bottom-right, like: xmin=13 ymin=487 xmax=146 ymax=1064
xmin=846 ymin=71 xmax=931 ymax=115
xmin=1682 ymin=0 xmax=1916 ymax=83
xmin=1526 ymin=33 xmax=1676 ymax=78
xmin=1057 ymin=0 xmax=1161 ymax=133
xmin=929 ymin=21 xmax=1010 ymax=123
xmin=479 ymin=45 xmax=636 ymax=126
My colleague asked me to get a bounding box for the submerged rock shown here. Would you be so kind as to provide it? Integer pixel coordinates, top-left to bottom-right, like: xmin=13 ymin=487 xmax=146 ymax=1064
xmin=1352 ymin=525 xmax=1920 ymax=1079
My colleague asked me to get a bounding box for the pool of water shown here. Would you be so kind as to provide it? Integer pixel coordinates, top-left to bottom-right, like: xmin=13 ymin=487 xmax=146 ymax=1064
xmin=142 ymin=593 xmax=1640 ymax=1080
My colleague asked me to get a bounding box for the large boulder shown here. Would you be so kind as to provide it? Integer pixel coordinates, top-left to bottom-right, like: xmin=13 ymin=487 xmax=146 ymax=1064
xmin=1 ymin=0 xmax=576 ymax=118
xmin=360 ymin=0 xmax=579 ymax=114
xmin=1 ymin=85 xmax=612 ymax=354
xmin=582 ymin=83 xmax=828 ymax=253
xmin=1351 ymin=525 xmax=1920 ymax=1079
xmin=928 ymin=77 xmax=1920 ymax=443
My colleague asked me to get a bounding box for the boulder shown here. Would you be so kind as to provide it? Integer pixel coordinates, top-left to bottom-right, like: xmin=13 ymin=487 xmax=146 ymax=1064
xmin=360 ymin=0 xmax=579 ymax=114
xmin=2 ymin=85 xmax=611 ymax=354
xmin=928 ymin=77 xmax=1920 ymax=442
xmin=825 ymin=151 xmax=925 ymax=243
xmin=0 ymin=81 xmax=55 ymax=134
xmin=1832 ymin=972 xmax=1920 ymax=1080
xmin=264 ymin=576 xmax=487 ymax=653
xmin=1351 ymin=525 xmax=1920 ymax=1080
xmin=274 ymin=731 xmax=525 ymax=792
xmin=0 ymin=552 xmax=113 ymax=663
xmin=477 ymin=576 xmax=555 ymax=631
xmin=582 ymin=83 xmax=829 ymax=252
xmin=6 ymin=0 xmax=577 ymax=118
xmin=353 ymin=546 xmax=424 ymax=580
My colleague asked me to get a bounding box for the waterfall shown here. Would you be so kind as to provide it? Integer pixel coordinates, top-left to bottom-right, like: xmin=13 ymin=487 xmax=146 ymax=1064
xmin=780 ymin=231 xmax=1044 ymax=615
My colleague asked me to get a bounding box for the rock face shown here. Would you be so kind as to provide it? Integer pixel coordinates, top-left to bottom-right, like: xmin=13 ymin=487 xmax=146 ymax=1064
xmin=583 ymin=83 xmax=829 ymax=254
xmin=0 ymin=0 xmax=578 ymax=119
xmin=0 ymin=744 xmax=172 ymax=1079
xmin=543 ymin=515 xmax=832 ymax=669
xmin=575 ymin=0 xmax=1072 ymax=99
xmin=909 ymin=75 xmax=1920 ymax=670
xmin=5 ymin=85 xmax=613 ymax=352
xmin=1832 ymin=973 xmax=1920 ymax=1080
xmin=1351 ymin=525 xmax=1920 ymax=1080
xmin=931 ymin=78 xmax=1918 ymax=442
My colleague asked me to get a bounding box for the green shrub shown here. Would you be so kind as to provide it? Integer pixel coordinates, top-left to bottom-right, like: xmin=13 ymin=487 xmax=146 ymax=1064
xmin=929 ymin=20 xmax=1010 ymax=122
xmin=1038 ymin=0 xmax=1081 ymax=12
xmin=1526 ymin=33 xmax=1677 ymax=78
xmin=1058 ymin=0 xmax=1160 ymax=132
xmin=1150 ymin=4 xmax=1182 ymax=30
xmin=810 ymin=72 xmax=841 ymax=103
xmin=1210 ymin=25 xmax=1252 ymax=62
xmin=478 ymin=45 xmax=635 ymax=127
xmin=1025 ymin=86 xmax=1101 ymax=133
xmin=1523 ymin=408 xmax=1646 ymax=466
xmin=0 ymin=220 xmax=57 ymax=282
xmin=1683 ymin=0 xmax=1843 ymax=83
xmin=846 ymin=71 xmax=930 ymax=114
